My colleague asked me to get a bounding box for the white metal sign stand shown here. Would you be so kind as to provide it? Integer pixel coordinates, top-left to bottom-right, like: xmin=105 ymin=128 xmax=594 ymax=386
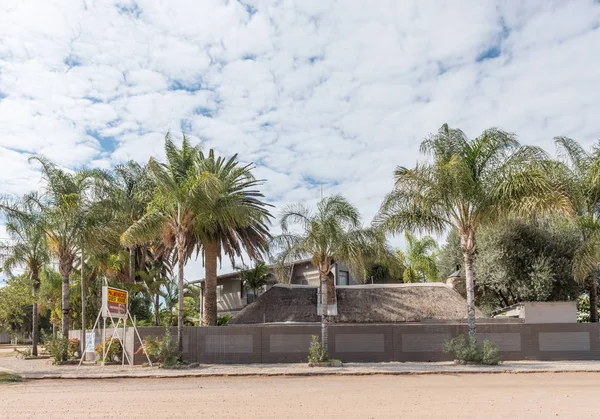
xmin=77 ymin=286 xmax=152 ymax=369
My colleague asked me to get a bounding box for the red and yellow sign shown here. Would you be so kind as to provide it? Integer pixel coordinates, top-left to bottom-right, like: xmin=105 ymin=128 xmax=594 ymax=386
xmin=102 ymin=286 xmax=128 ymax=318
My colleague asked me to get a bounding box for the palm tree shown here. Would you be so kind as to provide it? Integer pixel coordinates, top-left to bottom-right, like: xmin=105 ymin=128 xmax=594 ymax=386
xmin=555 ymin=137 xmax=600 ymax=322
xmin=122 ymin=134 xmax=205 ymax=353
xmin=396 ymin=232 xmax=438 ymax=283
xmin=0 ymin=204 xmax=50 ymax=356
xmin=113 ymin=161 xmax=155 ymax=283
xmin=272 ymin=195 xmax=386 ymax=351
xmin=237 ymin=261 xmax=275 ymax=302
xmin=195 ymin=150 xmax=272 ymax=326
xmin=375 ymin=124 xmax=571 ymax=336
xmin=2 ymin=157 xmax=105 ymax=347
xmin=137 ymin=261 xmax=170 ymax=326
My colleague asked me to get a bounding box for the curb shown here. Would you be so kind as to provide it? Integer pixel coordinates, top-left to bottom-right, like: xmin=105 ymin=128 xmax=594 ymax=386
xmin=13 ymin=368 xmax=600 ymax=380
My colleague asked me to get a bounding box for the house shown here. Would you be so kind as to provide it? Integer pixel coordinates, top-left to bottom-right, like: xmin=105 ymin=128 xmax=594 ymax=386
xmin=492 ymin=301 xmax=577 ymax=323
xmin=190 ymin=259 xmax=360 ymax=316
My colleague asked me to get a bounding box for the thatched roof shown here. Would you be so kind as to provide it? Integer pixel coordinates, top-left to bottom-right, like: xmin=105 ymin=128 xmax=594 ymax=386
xmin=229 ymin=286 xmax=319 ymax=324
xmin=230 ymin=284 xmax=484 ymax=324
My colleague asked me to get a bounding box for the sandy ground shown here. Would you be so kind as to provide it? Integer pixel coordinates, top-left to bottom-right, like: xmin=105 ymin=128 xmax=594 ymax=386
xmin=0 ymin=373 xmax=596 ymax=419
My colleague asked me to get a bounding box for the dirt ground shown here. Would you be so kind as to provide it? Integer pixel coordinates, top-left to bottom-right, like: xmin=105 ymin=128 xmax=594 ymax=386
xmin=0 ymin=373 xmax=596 ymax=418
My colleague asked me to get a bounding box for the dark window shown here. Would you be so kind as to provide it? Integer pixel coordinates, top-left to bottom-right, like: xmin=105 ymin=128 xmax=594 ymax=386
xmin=337 ymin=271 xmax=349 ymax=286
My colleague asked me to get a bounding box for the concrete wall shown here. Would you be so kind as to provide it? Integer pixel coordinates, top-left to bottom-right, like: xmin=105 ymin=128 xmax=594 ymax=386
xmin=217 ymin=277 xmax=245 ymax=313
xmin=66 ymin=322 xmax=596 ymax=365
xmin=0 ymin=331 xmax=9 ymax=344
xmin=523 ymin=302 xmax=577 ymax=324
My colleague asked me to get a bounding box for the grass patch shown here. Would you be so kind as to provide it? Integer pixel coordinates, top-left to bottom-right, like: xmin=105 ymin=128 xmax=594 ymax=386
xmin=0 ymin=372 xmax=23 ymax=383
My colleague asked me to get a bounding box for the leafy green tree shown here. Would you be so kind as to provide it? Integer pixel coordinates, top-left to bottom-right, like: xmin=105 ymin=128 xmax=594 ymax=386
xmin=441 ymin=218 xmax=582 ymax=314
xmin=237 ymin=261 xmax=275 ymax=302
xmin=0 ymin=204 xmax=49 ymax=355
xmin=272 ymin=195 xmax=386 ymax=350
xmin=0 ymin=275 xmax=33 ymax=338
xmin=194 ymin=150 xmax=272 ymax=327
xmin=554 ymin=137 xmax=600 ymax=322
xmin=396 ymin=232 xmax=439 ymax=283
xmin=375 ymin=124 xmax=571 ymax=335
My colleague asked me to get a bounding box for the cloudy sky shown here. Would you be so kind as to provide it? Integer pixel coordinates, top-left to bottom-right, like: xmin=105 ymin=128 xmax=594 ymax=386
xmin=1 ymin=0 xmax=599 ymax=280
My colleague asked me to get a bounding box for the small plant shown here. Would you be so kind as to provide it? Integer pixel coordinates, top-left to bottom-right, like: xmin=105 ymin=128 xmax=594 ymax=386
xmin=217 ymin=314 xmax=233 ymax=326
xmin=94 ymin=337 xmax=123 ymax=363
xmin=481 ymin=339 xmax=501 ymax=365
xmin=44 ymin=336 xmax=68 ymax=365
xmin=138 ymin=328 xmax=180 ymax=367
xmin=307 ymin=335 xmax=328 ymax=363
xmin=67 ymin=338 xmax=80 ymax=359
xmin=14 ymin=347 xmax=32 ymax=358
xmin=443 ymin=335 xmax=500 ymax=365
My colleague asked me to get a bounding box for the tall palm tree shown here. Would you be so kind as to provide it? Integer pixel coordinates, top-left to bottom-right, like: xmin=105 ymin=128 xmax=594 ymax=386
xmin=375 ymin=124 xmax=571 ymax=336
xmin=195 ymin=150 xmax=272 ymax=326
xmin=122 ymin=134 xmax=205 ymax=353
xmin=3 ymin=157 xmax=105 ymax=347
xmin=272 ymin=195 xmax=386 ymax=351
xmin=396 ymin=232 xmax=439 ymax=283
xmin=0 ymin=204 xmax=50 ymax=356
xmin=113 ymin=161 xmax=155 ymax=283
xmin=236 ymin=261 xmax=275 ymax=302
xmin=555 ymin=137 xmax=600 ymax=322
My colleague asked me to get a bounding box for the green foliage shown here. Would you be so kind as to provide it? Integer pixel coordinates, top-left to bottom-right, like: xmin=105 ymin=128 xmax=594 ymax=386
xmin=307 ymin=335 xmax=328 ymax=363
xmin=577 ymin=294 xmax=600 ymax=322
xmin=0 ymin=372 xmax=23 ymax=383
xmin=44 ymin=334 xmax=68 ymax=364
xmin=443 ymin=335 xmax=500 ymax=365
xmin=217 ymin=314 xmax=233 ymax=326
xmin=94 ymin=337 xmax=123 ymax=363
xmin=141 ymin=328 xmax=180 ymax=367
xmin=0 ymin=275 xmax=34 ymax=333
xmin=397 ymin=232 xmax=439 ymax=283
xmin=238 ymin=261 xmax=275 ymax=300
xmin=67 ymin=338 xmax=80 ymax=359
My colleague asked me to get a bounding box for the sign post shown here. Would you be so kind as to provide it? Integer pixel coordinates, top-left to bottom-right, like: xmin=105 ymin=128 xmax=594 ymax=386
xmin=78 ymin=285 xmax=152 ymax=369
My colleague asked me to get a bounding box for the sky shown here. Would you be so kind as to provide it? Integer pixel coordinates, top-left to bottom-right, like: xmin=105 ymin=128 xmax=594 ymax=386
xmin=0 ymin=0 xmax=599 ymax=281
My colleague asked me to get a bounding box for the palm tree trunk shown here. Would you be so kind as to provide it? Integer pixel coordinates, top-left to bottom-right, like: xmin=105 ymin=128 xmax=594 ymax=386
xmin=320 ymin=271 xmax=329 ymax=353
xmin=590 ymin=270 xmax=598 ymax=323
xmin=31 ymin=272 xmax=40 ymax=357
xmin=154 ymin=294 xmax=160 ymax=326
xmin=61 ymin=273 xmax=70 ymax=340
xmin=129 ymin=247 xmax=135 ymax=284
xmin=80 ymin=249 xmax=86 ymax=356
xmin=463 ymin=248 xmax=476 ymax=336
xmin=203 ymin=242 xmax=218 ymax=326
xmin=176 ymin=233 xmax=185 ymax=356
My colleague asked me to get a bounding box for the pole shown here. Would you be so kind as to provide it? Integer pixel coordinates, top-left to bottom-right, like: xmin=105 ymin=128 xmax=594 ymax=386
xmin=102 ymin=317 xmax=106 ymax=367
xmin=80 ymin=248 xmax=86 ymax=356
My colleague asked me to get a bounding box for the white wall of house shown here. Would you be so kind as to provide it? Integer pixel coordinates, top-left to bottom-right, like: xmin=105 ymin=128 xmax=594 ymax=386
xmin=523 ymin=302 xmax=577 ymax=324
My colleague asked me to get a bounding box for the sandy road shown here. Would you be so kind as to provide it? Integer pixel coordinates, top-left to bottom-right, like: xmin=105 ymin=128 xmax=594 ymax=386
xmin=0 ymin=373 xmax=596 ymax=418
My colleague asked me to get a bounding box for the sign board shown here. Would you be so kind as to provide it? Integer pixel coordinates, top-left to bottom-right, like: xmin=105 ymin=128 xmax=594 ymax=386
xmin=85 ymin=331 xmax=95 ymax=353
xmin=102 ymin=286 xmax=128 ymax=319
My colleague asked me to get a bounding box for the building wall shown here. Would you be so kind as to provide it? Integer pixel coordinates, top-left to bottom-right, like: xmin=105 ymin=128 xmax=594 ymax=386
xmin=72 ymin=321 xmax=600 ymax=365
xmin=290 ymin=261 xmax=359 ymax=286
xmin=216 ymin=277 xmax=245 ymax=313
xmin=523 ymin=302 xmax=578 ymax=324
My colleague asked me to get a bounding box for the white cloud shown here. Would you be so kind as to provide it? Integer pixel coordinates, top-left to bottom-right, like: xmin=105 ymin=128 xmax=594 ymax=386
xmin=0 ymin=0 xmax=599 ymax=276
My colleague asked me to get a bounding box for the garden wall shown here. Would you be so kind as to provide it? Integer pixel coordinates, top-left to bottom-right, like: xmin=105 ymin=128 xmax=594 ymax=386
xmin=70 ymin=322 xmax=600 ymax=365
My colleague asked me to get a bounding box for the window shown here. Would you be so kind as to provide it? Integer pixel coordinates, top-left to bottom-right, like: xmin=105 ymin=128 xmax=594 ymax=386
xmin=217 ymin=285 xmax=224 ymax=301
xmin=337 ymin=271 xmax=349 ymax=286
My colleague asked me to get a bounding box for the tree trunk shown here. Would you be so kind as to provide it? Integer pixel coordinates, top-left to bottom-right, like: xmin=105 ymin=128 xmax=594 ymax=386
xmin=463 ymin=248 xmax=477 ymax=337
xmin=129 ymin=247 xmax=135 ymax=284
xmin=203 ymin=242 xmax=218 ymax=326
xmin=61 ymin=273 xmax=70 ymax=341
xmin=154 ymin=294 xmax=160 ymax=326
xmin=590 ymin=270 xmax=598 ymax=323
xmin=31 ymin=272 xmax=40 ymax=357
xmin=80 ymin=250 xmax=86 ymax=356
xmin=320 ymin=271 xmax=329 ymax=352
xmin=176 ymin=234 xmax=185 ymax=356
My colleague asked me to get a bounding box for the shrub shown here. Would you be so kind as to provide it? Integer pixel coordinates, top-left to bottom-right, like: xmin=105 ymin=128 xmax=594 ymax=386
xmin=138 ymin=328 xmax=180 ymax=367
xmin=44 ymin=336 xmax=68 ymax=365
xmin=94 ymin=337 xmax=123 ymax=363
xmin=443 ymin=335 xmax=500 ymax=365
xmin=307 ymin=335 xmax=328 ymax=363
xmin=217 ymin=314 xmax=233 ymax=326
xmin=481 ymin=339 xmax=501 ymax=365
xmin=67 ymin=338 xmax=80 ymax=359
